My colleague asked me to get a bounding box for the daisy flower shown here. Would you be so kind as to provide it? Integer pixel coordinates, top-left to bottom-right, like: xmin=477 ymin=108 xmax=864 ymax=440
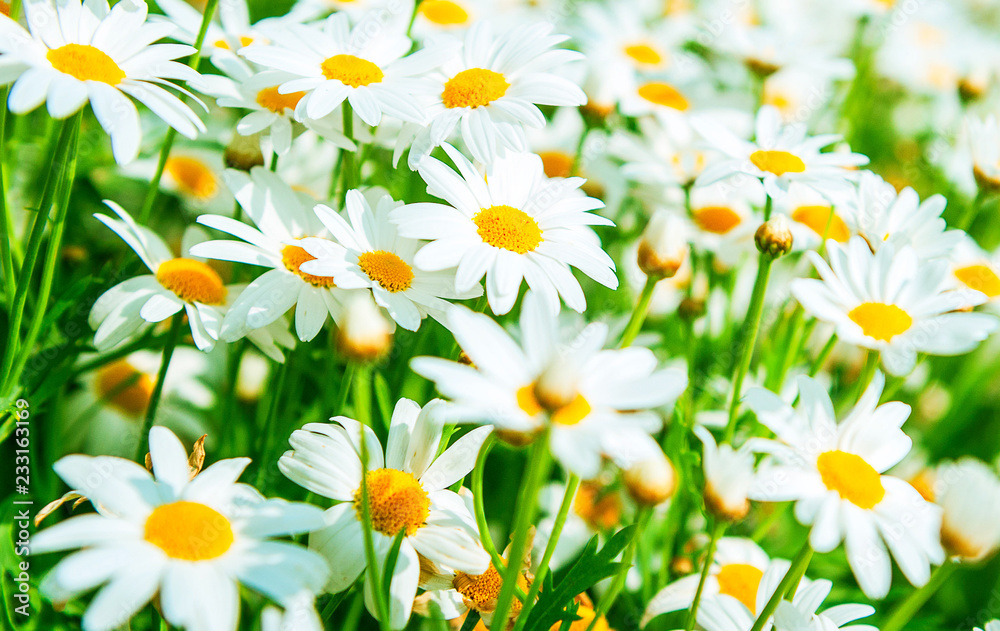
xmin=773 ymin=182 xmax=852 ymax=251
xmin=534 ymin=479 xmax=627 ymax=572
xmin=32 ymin=426 xmax=329 ymax=631
xmin=837 ymin=170 xmax=962 ymax=261
xmin=296 ymin=189 xmax=481 ymax=331
xmin=153 ymin=0 xmax=288 ymax=66
xmin=771 ymin=597 xmax=877 ymax=631
xmin=391 ymin=146 xmax=617 ymax=315
xmin=977 ymin=621 xmax=1000 ymax=631
xmin=188 ymin=167 xmax=349 ymax=342
xmin=195 ymin=57 xmax=354 ymax=155
xmin=405 ymin=21 xmax=587 ymax=167
xmin=948 ymin=235 xmax=1000 ymax=309
xmin=791 ymin=236 xmax=998 ymax=376
xmin=934 ymin=458 xmax=1000 ymax=562
xmin=696 ymin=426 xmax=756 ymax=522
xmin=693 ymin=105 xmax=869 ymax=199
xmin=0 ymin=0 xmax=205 ymax=164
xmin=687 ymin=180 xmax=765 ymax=268
xmin=122 ymin=146 xmax=232 ymax=215
xmin=89 ymin=202 xmax=229 ymax=352
xmin=240 ymin=12 xmax=455 ymax=126
xmin=411 ymin=292 xmax=687 ymax=479
xmin=968 ymin=115 xmax=1000 ymax=191
xmin=278 ymin=398 xmax=493 ymax=630
xmin=744 ymin=373 xmax=946 ymax=599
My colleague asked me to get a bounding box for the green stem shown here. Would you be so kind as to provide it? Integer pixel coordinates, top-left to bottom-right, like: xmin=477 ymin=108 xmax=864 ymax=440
xmin=586 ymin=508 xmax=652 ymax=631
xmin=471 ymin=434 xmax=505 ymax=568
xmin=809 ymin=333 xmax=837 ymax=376
xmin=1 ymin=115 xmax=79 ymax=391
xmin=135 ymin=313 xmax=185 ymax=461
xmin=768 ymin=306 xmax=804 ymax=391
xmin=683 ymin=521 xmax=725 ymax=631
xmin=0 ymin=85 xmax=14 ymax=311
xmin=254 ymin=357 xmax=290 ymax=487
xmin=620 ymin=276 xmax=657 ymax=348
xmin=881 ymin=561 xmax=958 ymax=631
xmin=336 ymin=362 xmax=356 ymax=414
xmin=492 ymin=436 xmax=551 ymax=630
xmin=340 ymin=104 xmax=356 ymax=206
xmin=137 ymin=0 xmax=220 ymax=224
xmin=748 ymin=540 xmax=813 ymax=631
xmin=854 ymin=350 xmax=879 ymax=402
xmin=515 ymin=474 xmax=581 ymax=631
xmin=723 ymin=253 xmax=775 ymax=442
xmin=957 ymin=189 xmax=988 ymax=232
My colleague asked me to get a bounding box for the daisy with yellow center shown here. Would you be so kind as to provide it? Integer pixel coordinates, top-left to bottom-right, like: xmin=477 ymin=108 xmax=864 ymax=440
xmin=153 ymin=0 xmax=277 ymax=66
xmin=745 ymin=373 xmax=946 ymax=599
xmin=792 ymin=236 xmax=997 ymax=376
xmin=89 ymin=202 xmax=233 ymax=352
xmin=772 ymin=182 xmax=852 ymax=251
xmin=0 ymin=0 xmax=205 ymax=164
xmin=241 ymin=12 xmax=455 ymax=126
xmin=392 ymin=146 xmax=617 ymax=315
xmin=934 ymin=458 xmax=1000 ymax=563
xmin=32 ymin=426 xmax=328 ymax=631
xmin=405 ymin=21 xmax=586 ymax=167
xmin=685 ymin=181 xmax=765 ymax=267
xmin=947 ymin=235 xmax=1000 ymax=312
xmin=189 ymin=167 xmax=350 ymax=342
xmin=411 ymin=292 xmax=687 ymax=479
xmin=279 ymin=399 xmax=493 ymax=630
xmin=294 ymin=189 xmax=480 ymax=331
xmin=692 ymin=105 xmax=868 ymax=199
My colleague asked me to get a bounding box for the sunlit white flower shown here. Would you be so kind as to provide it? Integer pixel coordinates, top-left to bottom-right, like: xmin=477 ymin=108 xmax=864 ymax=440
xmin=122 ymin=147 xmax=232 ymax=215
xmin=687 ymin=180 xmax=765 ymax=267
xmin=948 ymin=235 xmax=1000 ymax=309
xmin=189 ymin=167 xmax=350 ymax=342
xmin=968 ymin=115 xmax=1000 ymax=191
xmin=934 ymin=458 xmax=1000 ymax=562
xmin=695 ymin=426 xmax=755 ymax=522
xmin=535 ymin=479 xmax=627 ymax=571
xmin=405 ymin=21 xmax=587 ymax=166
xmin=298 ymin=189 xmax=480 ymax=331
xmin=412 ymin=292 xmax=687 ymax=479
xmin=279 ymin=399 xmax=492 ymax=630
xmin=693 ymin=105 xmax=868 ymax=199
xmin=792 ymin=236 xmax=998 ymax=375
xmin=0 ymin=0 xmax=205 ymax=164
xmin=773 ymin=182 xmax=852 ymax=251
xmin=772 ymin=597 xmax=877 ymax=631
xmin=975 ymin=620 xmax=1000 ymax=631
xmin=260 ymin=592 xmax=323 ymax=631
xmin=241 ymin=12 xmax=454 ymax=126
xmin=33 ymin=426 xmax=328 ymax=631
xmin=392 ymin=146 xmax=617 ymax=315
xmin=745 ymin=373 xmax=946 ymax=599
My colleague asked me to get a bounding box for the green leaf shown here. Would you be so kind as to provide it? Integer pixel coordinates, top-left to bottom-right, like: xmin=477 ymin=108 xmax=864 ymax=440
xmin=523 ymin=526 xmax=636 ymax=631
xmin=374 ymin=371 xmax=393 ymax=434
xmin=382 ymin=529 xmax=407 ymax=610
xmin=459 ymin=610 xmax=480 ymax=631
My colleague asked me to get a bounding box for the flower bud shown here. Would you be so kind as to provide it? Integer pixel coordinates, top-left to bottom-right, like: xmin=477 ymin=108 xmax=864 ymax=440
xmin=623 ymin=452 xmax=676 ymax=506
xmin=534 ymin=356 xmax=579 ymax=411
xmin=224 ymin=133 xmax=265 ymax=172
xmin=696 ymin=426 xmax=754 ymax=523
xmin=936 ymin=458 xmax=1000 ymax=562
xmin=637 ymin=211 xmax=689 ymax=279
xmin=755 ymin=214 xmax=793 ymax=258
xmin=336 ymin=293 xmax=393 ymax=362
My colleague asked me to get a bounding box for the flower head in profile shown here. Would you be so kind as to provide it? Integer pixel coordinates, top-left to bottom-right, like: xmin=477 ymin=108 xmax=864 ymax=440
xmin=279 ymin=398 xmax=492 ymax=629
xmin=792 ymin=236 xmax=998 ymax=376
xmin=0 ymin=0 xmax=205 ymax=163
xmin=933 ymin=458 xmax=1000 ymax=563
xmin=745 ymin=373 xmax=945 ymax=599
xmin=33 ymin=426 xmax=328 ymax=631
xmin=693 ymin=105 xmax=868 ymax=199
xmin=412 ymin=292 xmax=687 ymax=479
xmin=392 ymin=146 xmax=617 ymax=315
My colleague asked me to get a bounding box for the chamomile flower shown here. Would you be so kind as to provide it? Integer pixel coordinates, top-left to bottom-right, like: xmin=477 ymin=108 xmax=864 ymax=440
xmin=153 ymin=0 xmax=285 ymax=65
xmin=32 ymin=426 xmax=329 ymax=631
xmin=405 ymin=21 xmax=587 ymax=167
xmin=240 ymin=12 xmax=454 ymax=126
xmin=976 ymin=621 xmax=1000 ymax=631
xmin=688 ymin=181 xmax=765 ymax=267
xmin=774 ymin=183 xmax=852 ymax=251
xmin=392 ymin=146 xmax=617 ymax=315
xmin=745 ymin=373 xmax=946 ymax=599
xmin=188 ymin=167 xmax=349 ymax=342
xmin=0 ymin=0 xmax=205 ymax=164
xmin=296 ymin=189 xmax=481 ymax=331
xmin=534 ymin=478 xmax=627 ymax=572
xmin=123 ymin=146 xmax=232 ymax=215
xmin=948 ymin=236 xmax=1000 ymax=308
xmin=968 ymin=115 xmax=1000 ymax=191
xmin=771 ymin=597 xmax=877 ymax=631
xmin=260 ymin=592 xmax=323 ymax=631
xmin=89 ymin=202 xmax=229 ymax=352
xmin=695 ymin=426 xmax=756 ymax=522
xmin=693 ymin=105 xmax=869 ymax=199
xmin=278 ymin=399 xmax=493 ymax=630
xmin=792 ymin=236 xmax=998 ymax=376
xmin=934 ymin=458 xmax=1000 ymax=562
xmin=411 ymin=292 xmax=687 ymax=479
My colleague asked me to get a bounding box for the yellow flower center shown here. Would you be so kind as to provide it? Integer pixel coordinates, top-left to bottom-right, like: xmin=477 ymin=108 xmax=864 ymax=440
xmin=955 ymin=264 xmax=1000 ymax=298
xmin=637 ymin=82 xmax=689 ymax=111
xmin=156 ymin=258 xmax=227 ymax=305
xmin=144 ymin=501 xmax=234 ymax=561
xmin=281 ymin=244 xmax=337 ymax=288
xmin=716 ymin=564 xmax=763 ymax=613
xmin=165 ymin=156 xmax=218 ymax=200
xmin=0 ymin=2 xmax=9 ymax=16
xmin=848 ymin=302 xmax=913 ymax=342
xmin=320 ymin=54 xmax=384 ymax=87
xmin=550 ymin=604 xmax=609 ymax=631
xmin=256 ymin=86 xmax=306 ymax=113
xmin=816 ymin=450 xmax=885 ymax=509
xmin=418 ymin=0 xmax=469 ymax=24
xmin=214 ymin=35 xmax=254 ymax=50
xmin=354 ymin=468 xmax=430 ymax=536
xmin=357 ymin=250 xmax=414 ymax=293
xmin=442 ymin=68 xmax=509 ymax=109
xmin=539 ymin=151 xmax=575 ymax=179
xmin=550 ymin=393 xmax=591 ymax=426
xmin=749 ymin=150 xmax=805 ymax=176
xmin=573 ymin=482 xmax=622 ymax=531
xmin=47 ymin=43 xmax=125 ymax=85
xmin=693 ymin=206 xmax=742 ymax=234
xmin=96 ymin=359 xmax=154 ymax=416
xmin=473 ymin=205 xmax=542 ymax=253
xmin=455 ymin=562 xmax=530 ymax=614
xmin=517 ymin=383 xmax=543 ymax=416
xmin=623 ymin=43 xmax=664 ymax=66
xmin=791 ymin=205 xmax=850 ymax=242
